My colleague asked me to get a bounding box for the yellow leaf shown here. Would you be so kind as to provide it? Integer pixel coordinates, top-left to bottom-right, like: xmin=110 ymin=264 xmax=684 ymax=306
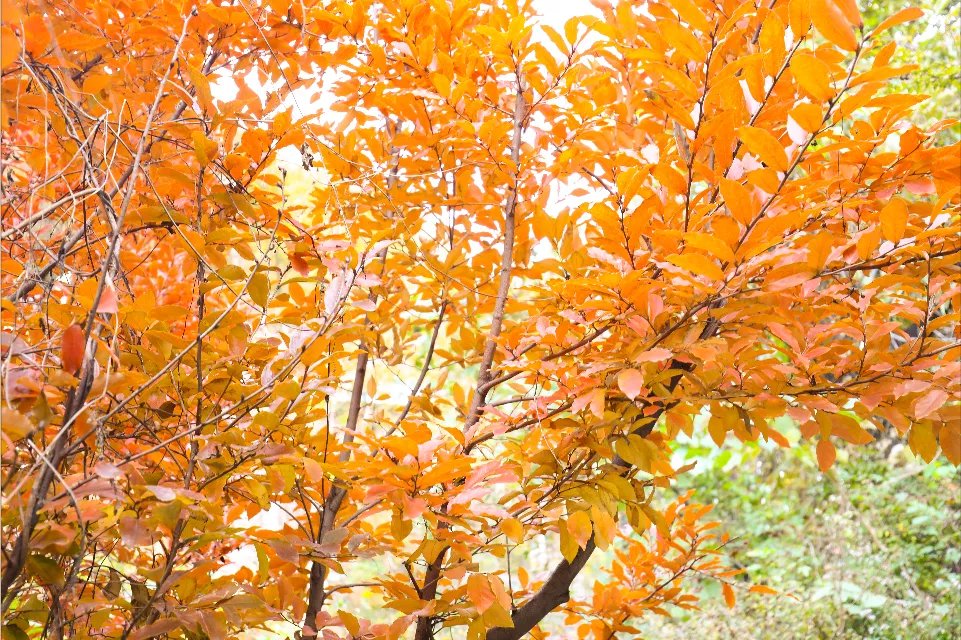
xmin=738 ymin=127 xmax=789 ymax=172
xmin=339 ymin=610 xmax=360 ymax=637
xmin=640 ymin=503 xmax=670 ymax=538
xmin=479 ymin=602 xmax=514 ymax=630
xmin=879 ymin=198 xmax=908 ymax=243
xmin=615 ymin=436 xmax=651 ymax=471
xmin=249 ymin=272 xmax=269 ymax=308
xmin=559 ymin=523 xmax=579 ymax=562
xmin=909 ymin=423 xmax=938 ymax=462
xmin=501 ymin=518 xmax=524 ymax=544
xmin=590 ymin=506 xmax=617 ymax=551
xmin=1 ymin=408 xmax=32 ymax=440
xmin=708 ymin=415 xmax=727 ymax=446
xmin=191 ymin=131 xmax=218 ymax=168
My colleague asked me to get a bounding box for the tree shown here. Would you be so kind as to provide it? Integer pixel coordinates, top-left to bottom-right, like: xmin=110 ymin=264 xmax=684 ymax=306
xmin=1 ymin=0 xmax=958 ymax=639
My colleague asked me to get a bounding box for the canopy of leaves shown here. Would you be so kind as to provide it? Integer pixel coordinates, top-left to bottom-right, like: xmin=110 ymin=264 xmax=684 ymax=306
xmin=1 ymin=1 xmax=959 ymax=639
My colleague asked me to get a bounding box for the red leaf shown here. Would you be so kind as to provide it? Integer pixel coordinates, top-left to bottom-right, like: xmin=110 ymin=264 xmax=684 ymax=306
xmin=291 ymin=253 xmax=309 ymax=276
xmin=61 ymin=324 xmax=85 ymax=375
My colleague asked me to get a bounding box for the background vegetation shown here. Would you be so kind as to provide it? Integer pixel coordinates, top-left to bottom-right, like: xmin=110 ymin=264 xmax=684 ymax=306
xmin=638 ymin=433 xmax=961 ymax=639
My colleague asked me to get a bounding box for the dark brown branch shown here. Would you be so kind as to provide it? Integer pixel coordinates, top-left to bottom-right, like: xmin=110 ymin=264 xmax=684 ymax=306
xmin=484 ymin=317 xmax=720 ymax=640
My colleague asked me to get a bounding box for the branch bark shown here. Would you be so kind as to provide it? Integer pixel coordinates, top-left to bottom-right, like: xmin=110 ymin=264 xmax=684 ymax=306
xmin=484 ymin=318 xmax=719 ymax=639
xmin=414 ymin=76 xmax=527 ymax=640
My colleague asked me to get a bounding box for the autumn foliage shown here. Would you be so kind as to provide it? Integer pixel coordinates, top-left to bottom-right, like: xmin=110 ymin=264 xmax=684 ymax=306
xmin=1 ymin=0 xmax=959 ymax=638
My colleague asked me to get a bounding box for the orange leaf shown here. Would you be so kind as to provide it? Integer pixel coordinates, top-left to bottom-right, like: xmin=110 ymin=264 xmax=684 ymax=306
xmin=667 ymin=253 xmax=726 ymax=282
xmin=96 ymin=285 xmax=119 ymax=314
xmin=466 ymin=574 xmax=496 ymax=614
xmin=637 ymin=347 xmax=673 ymax=363
xmin=1 ymin=408 xmax=33 ymax=440
xmin=671 ymin=0 xmax=710 ymax=32
xmin=870 ymin=7 xmax=923 ymax=36
xmin=834 ymin=0 xmax=862 ymax=28
xmin=879 ymin=198 xmax=908 ymax=243
xmin=939 ymin=425 xmax=960 ymax=465
xmin=749 ymin=585 xmax=779 ymax=596
xmin=737 ymin=127 xmax=789 ymax=172
xmin=830 ymin=413 xmax=875 ymax=445
xmin=909 ymin=423 xmax=938 ymax=462
xmin=722 ymin=582 xmax=736 ymax=608
xmin=718 ymin=179 xmax=755 ymax=225
xmin=303 ymin=458 xmax=324 ymax=483
xmin=816 ymin=438 xmax=836 ymax=472
xmin=501 ymin=518 xmax=524 ymax=544
xmin=913 ymin=389 xmax=947 ymax=420
xmin=790 ymin=103 xmax=824 ymax=133
xmin=791 ymin=54 xmax=833 ymax=101
xmin=1 ymin=26 xmax=21 ymax=70
xmin=566 ymin=510 xmax=593 ymax=549
xmin=810 ymin=0 xmax=858 ymax=51
xmin=589 ymin=388 xmax=606 ymax=418
xmin=338 ymin=611 xmax=360 ymax=637
xmin=789 ymin=0 xmax=812 ymax=34
xmin=61 ymin=324 xmax=85 ymax=375
xmin=684 ymin=231 xmax=736 ymax=262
